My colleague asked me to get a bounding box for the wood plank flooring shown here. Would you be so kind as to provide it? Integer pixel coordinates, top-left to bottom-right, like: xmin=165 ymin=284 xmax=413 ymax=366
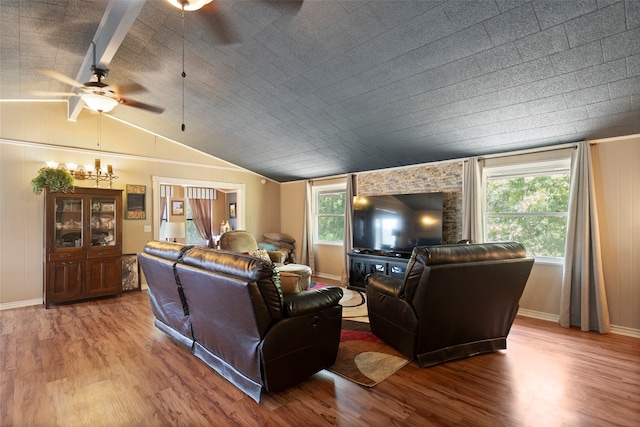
xmin=1 ymin=289 xmax=639 ymax=427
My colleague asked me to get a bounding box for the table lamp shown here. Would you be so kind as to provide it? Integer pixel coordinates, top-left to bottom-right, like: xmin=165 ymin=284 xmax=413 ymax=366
xmin=165 ymin=221 xmax=186 ymax=242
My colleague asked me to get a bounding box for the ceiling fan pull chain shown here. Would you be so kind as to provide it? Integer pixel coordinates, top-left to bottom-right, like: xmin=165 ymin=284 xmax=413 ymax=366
xmin=181 ymin=5 xmax=186 ymax=132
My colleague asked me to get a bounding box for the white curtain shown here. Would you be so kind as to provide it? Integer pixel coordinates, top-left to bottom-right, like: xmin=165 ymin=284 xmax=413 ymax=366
xmin=300 ymin=180 xmax=315 ymax=273
xmin=462 ymin=157 xmax=485 ymax=243
xmin=341 ymin=174 xmax=356 ymax=285
xmin=560 ymin=142 xmax=610 ymax=333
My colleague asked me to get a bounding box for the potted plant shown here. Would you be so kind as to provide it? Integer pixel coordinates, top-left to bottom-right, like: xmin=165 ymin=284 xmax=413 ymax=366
xmin=31 ymin=167 xmax=75 ymax=195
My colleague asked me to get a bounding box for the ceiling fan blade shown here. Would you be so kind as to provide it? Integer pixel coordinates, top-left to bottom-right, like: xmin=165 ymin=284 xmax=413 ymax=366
xmin=198 ymin=1 xmax=239 ymax=44
xmin=119 ymin=97 xmax=165 ymax=114
xmin=111 ymin=82 xmax=147 ymax=96
xmin=40 ymin=70 xmax=85 ymax=89
xmin=31 ymin=90 xmax=81 ymax=97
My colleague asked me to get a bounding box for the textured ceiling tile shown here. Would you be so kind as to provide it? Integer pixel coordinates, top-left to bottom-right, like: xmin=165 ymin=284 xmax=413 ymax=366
xmin=575 ymin=58 xmax=627 ymax=88
xmin=0 ymin=4 xmax=19 ymax=22
xmin=299 ymin=0 xmax=352 ymax=33
xmin=532 ymin=0 xmax=597 ymax=30
xmin=356 ymin=6 xmax=455 ymax=68
xmin=563 ymin=84 xmax=611 ymax=108
xmin=542 ymin=106 xmax=589 ymax=125
xmin=602 ymin=27 xmax=640 ymax=61
xmin=627 ymin=0 xmax=640 ymax=28
xmin=628 ymin=53 xmax=640 ymax=76
xmin=495 ymin=0 xmax=530 ymax=14
xmin=483 ymin=3 xmax=540 ymax=46
xmin=564 ymin=1 xmax=626 ymax=48
xmin=441 ymin=0 xmax=500 ymax=30
xmin=338 ymin=4 xmax=386 ymax=42
xmin=18 ymin=0 xmax=66 ymax=21
xmin=525 ymin=94 xmax=567 ymax=115
xmin=586 ymin=97 xmax=632 ymax=118
xmin=573 ymin=116 xmax=615 ymax=133
xmin=550 ymin=40 xmax=604 ymax=74
xmin=608 ymin=75 xmax=640 ymax=98
xmin=515 ymin=24 xmax=569 ymax=61
xmin=530 ymin=72 xmax=579 ymax=98
xmin=463 ymin=104 xmax=531 ymax=128
xmin=472 ymin=43 xmax=523 ymax=74
xmin=367 ymin=0 xmax=427 ymax=28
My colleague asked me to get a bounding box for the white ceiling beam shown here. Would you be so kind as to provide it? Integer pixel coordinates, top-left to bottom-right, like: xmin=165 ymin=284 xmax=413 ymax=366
xmin=68 ymin=0 xmax=146 ymax=121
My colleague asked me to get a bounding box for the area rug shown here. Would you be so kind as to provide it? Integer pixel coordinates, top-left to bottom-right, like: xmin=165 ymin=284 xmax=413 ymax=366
xmin=309 ymin=283 xmax=410 ymax=386
xmin=327 ymin=319 xmax=411 ymax=387
xmin=310 ymin=282 xmax=368 ymax=321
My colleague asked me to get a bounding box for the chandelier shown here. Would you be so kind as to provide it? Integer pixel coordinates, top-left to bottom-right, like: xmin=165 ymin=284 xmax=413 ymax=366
xmin=47 ymin=159 xmax=119 ymax=188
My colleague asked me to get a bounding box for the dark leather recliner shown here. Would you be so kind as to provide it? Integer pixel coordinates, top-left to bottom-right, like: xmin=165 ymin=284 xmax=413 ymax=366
xmin=365 ymin=242 xmax=534 ymax=367
xmin=137 ymin=241 xmax=195 ymax=348
xmin=139 ymin=241 xmax=344 ymax=403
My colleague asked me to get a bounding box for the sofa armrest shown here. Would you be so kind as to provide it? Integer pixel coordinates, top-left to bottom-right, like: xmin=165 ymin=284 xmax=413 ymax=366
xmin=282 ymin=287 xmax=343 ymax=317
xmin=365 ymin=273 xmax=403 ymax=298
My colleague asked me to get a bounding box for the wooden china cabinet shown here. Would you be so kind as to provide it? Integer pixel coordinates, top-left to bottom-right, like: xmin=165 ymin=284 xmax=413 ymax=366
xmin=44 ymin=187 xmax=123 ymax=308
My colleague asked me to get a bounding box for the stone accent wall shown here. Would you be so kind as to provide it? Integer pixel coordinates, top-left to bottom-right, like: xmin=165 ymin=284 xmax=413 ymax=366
xmin=356 ymin=161 xmax=463 ymax=244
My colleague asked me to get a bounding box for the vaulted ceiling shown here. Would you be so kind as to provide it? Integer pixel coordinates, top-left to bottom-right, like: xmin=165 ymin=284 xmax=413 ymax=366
xmin=2 ymin=0 xmax=639 ymax=182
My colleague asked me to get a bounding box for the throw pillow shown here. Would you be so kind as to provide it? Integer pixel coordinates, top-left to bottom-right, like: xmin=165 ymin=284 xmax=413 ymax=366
xmin=258 ymin=242 xmax=279 ymax=251
xmin=248 ymin=248 xmax=271 ymax=263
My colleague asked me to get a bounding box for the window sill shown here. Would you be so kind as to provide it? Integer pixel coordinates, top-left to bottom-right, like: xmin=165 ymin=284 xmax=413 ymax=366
xmin=533 ymin=256 xmax=564 ymax=266
xmin=314 ymin=241 xmax=344 ymax=247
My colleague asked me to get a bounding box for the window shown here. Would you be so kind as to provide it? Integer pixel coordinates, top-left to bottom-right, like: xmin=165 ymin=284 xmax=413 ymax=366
xmin=184 ymin=199 xmax=207 ymax=245
xmin=484 ymin=159 xmax=571 ymax=259
xmin=314 ymin=185 xmax=346 ymax=244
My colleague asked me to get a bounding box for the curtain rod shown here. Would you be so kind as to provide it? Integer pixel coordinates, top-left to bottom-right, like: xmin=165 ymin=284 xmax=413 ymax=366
xmin=466 ymin=141 xmax=579 ymax=162
xmin=308 ymin=173 xmax=348 ymax=183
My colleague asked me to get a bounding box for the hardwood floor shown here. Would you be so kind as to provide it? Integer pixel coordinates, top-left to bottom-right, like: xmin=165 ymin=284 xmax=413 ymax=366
xmin=1 ymin=289 xmax=638 ymax=427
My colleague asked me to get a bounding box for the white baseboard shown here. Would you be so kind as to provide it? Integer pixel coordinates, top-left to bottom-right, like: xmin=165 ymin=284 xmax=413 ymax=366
xmin=0 ymin=298 xmax=43 ymax=310
xmin=517 ymin=308 xmax=559 ymax=323
xmin=518 ymin=308 xmax=640 ymax=338
xmin=610 ymin=325 xmax=640 ymax=338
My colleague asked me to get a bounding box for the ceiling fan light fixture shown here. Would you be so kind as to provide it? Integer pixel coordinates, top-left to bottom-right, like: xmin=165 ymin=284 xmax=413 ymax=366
xmin=81 ymin=93 xmax=119 ymax=113
xmin=167 ymin=0 xmax=212 ymax=11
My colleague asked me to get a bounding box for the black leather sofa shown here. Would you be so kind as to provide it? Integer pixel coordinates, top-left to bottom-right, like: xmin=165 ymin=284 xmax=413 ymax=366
xmin=365 ymin=242 xmax=534 ymax=367
xmin=138 ymin=241 xmax=343 ymax=402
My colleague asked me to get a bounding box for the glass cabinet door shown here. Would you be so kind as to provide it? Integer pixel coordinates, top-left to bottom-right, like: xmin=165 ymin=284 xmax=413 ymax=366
xmin=54 ymin=197 xmax=83 ymax=249
xmin=90 ymin=197 xmax=117 ymax=247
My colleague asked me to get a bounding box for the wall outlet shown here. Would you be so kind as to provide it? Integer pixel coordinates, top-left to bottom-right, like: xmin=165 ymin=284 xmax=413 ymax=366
xmin=144 ymin=225 xmax=152 ymax=232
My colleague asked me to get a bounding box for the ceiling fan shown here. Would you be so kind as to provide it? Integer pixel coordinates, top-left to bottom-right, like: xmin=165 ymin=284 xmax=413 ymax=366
xmin=35 ymin=66 xmax=165 ymax=114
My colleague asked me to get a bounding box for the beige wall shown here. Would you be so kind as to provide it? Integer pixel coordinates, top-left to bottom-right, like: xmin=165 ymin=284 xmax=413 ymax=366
xmin=0 ymin=101 xmax=280 ymax=306
xmin=591 ymin=136 xmax=640 ymax=331
xmin=280 ymin=181 xmax=305 ymax=263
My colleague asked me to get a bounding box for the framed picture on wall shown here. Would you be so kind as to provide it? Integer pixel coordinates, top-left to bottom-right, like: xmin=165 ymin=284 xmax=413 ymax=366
xmin=126 ymin=184 xmax=146 ymax=220
xmin=172 ymin=200 xmax=184 ymax=215
xmin=229 ymin=202 xmax=236 ymax=218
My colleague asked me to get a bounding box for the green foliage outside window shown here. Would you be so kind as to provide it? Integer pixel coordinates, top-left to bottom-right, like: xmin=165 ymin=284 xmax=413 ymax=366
xmin=486 ymin=174 xmax=570 ymax=257
xmin=317 ymin=190 xmax=345 ymax=242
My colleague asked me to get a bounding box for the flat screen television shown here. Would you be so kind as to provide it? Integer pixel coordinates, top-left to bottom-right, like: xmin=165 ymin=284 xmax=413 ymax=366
xmin=352 ymin=192 xmax=443 ymax=258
